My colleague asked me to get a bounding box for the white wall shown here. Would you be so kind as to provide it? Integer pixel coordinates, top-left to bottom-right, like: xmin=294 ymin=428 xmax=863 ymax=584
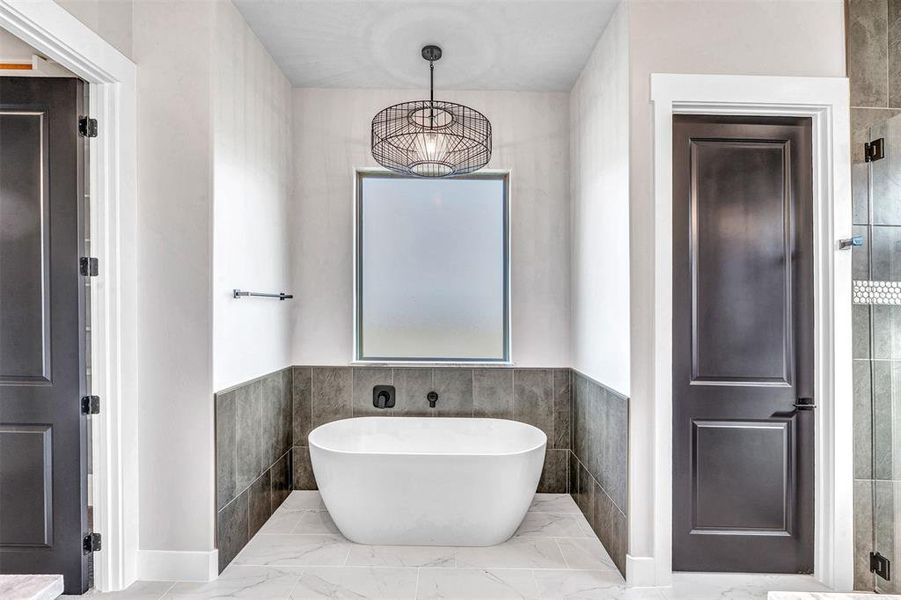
xmin=56 ymin=0 xmax=133 ymax=60
xmin=212 ymin=1 xmax=293 ymax=391
xmin=291 ymin=88 xmax=571 ymax=367
xmin=624 ymin=0 xmax=846 ymax=578
xmin=133 ymin=0 xmax=217 ymax=556
xmin=569 ymin=2 xmax=630 ymax=395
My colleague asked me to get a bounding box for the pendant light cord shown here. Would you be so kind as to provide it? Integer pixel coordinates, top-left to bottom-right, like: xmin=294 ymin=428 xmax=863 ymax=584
xmin=429 ymin=60 xmax=435 ymax=127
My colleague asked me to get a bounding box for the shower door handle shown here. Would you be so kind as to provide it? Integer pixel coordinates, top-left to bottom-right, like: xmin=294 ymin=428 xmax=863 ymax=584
xmin=793 ymin=397 xmax=817 ymax=410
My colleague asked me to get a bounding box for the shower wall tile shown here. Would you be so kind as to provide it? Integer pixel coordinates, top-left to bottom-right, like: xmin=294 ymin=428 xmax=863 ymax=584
xmin=432 ymin=368 xmax=473 ymax=417
xmin=393 ymin=367 xmax=434 ymax=416
xmin=553 ymin=369 xmax=571 ymax=450
xmin=352 ymin=367 xmax=394 ymax=417
xmin=854 ymin=479 xmax=875 ymax=592
xmin=248 ymin=470 xmax=271 ymax=538
xmin=514 ymin=369 xmax=555 ymax=444
xmin=473 ymin=368 xmax=514 ymax=418
xmin=872 ymin=306 xmax=901 ymax=360
xmin=890 ymin=2 xmax=901 ymax=108
xmin=870 ymin=225 xmax=901 ymax=281
xmin=852 ymin=161 xmax=869 ymax=226
xmin=311 ymin=367 xmax=352 ymax=429
xmin=875 ymin=480 xmax=899 ymax=594
xmin=216 ymin=490 xmax=248 ymax=573
xmin=235 ymin=382 xmax=263 ymax=492
xmin=852 ymin=226 xmax=869 ymax=280
xmin=853 ymin=306 xmax=871 ymax=360
xmin=874 ymin=361 xmax=894 ymax=479
xmin=538 ymin=449 xmax=568 ymax=493
xmin=215 ymin=390 xmax=236 ymax=511
xmin=848 ymin=0 xmax=889 ymax=107
xmin=854 ymin=360 xmax=873 ymax=480
xmin=871 ymin=119 xmax=901 ymax=224
xmin=293 ymin=367 xmax=312 ymax=444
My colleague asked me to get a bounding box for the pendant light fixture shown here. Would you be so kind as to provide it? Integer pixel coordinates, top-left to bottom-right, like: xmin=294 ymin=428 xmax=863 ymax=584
xmin=371 ymin=45 xmax=492 ymax=178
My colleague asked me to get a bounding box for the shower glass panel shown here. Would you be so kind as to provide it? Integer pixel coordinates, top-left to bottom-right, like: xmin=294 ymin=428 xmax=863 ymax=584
xmin=856 ymin=114 xmax=901 ymax=594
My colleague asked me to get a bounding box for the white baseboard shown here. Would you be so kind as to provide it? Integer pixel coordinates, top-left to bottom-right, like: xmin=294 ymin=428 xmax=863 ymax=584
xmin=627 ymin=554 xmax=666 ymax=588
xmin=137 ymin=549 xmax=218 ymax=582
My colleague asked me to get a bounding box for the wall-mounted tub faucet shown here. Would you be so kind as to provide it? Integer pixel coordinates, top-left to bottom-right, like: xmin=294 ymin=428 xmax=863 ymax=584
xmin=427 ymin=391 xmax=438 ymax=408
xmin=372 ymin=385 xmax=395 ymax=409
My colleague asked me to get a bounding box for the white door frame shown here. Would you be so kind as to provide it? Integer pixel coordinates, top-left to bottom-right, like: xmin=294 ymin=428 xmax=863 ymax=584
xmin=646 ymin=74 xmax=853 ymax=591
xmin=0 ymin=0 xmax=137 ymax=592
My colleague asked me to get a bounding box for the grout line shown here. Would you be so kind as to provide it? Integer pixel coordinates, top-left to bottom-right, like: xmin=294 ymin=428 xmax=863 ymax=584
xmin=414 ymin=566 xmax=421 ymax=599
xmin=157 ymin=581 xmax=178 ymax=599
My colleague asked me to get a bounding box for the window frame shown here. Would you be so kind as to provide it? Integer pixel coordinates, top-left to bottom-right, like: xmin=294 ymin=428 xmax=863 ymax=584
xmin=353 ymin=168 xmax=512 ymax=364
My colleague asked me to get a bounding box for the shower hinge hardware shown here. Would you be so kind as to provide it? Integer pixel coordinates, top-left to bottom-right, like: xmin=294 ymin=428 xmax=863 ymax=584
xmin=80 ymin=257 xmax=98 ymax=277
xmin=81 ymin=395 xmax=100 ymax=415
xmin=865 ymin=138 xmax=884 ymax=162
xmin=83 ymin=532 xmax=101 ymax=554
xmin=871 ymin=552 xmax=891 ymax=581
xmin=839 ymin=235 xmax=864 ymax=250
xmin=79 ymin=116 xmax=98 ymax=138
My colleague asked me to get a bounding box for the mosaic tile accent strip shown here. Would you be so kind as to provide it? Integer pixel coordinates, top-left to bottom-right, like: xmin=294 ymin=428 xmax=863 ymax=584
xmin=853 ymin=280 xmax=901 ymax=305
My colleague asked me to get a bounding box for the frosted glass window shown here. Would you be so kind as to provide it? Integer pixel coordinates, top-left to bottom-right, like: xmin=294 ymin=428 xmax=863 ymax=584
xmin=356 ymin=172 xmax=509 ymax=362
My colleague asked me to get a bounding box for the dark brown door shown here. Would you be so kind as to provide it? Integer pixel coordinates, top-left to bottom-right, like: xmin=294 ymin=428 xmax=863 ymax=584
xmin=672 ymin=115 xmax=814 ymax=573
xmin=0 ymin=77 xmax=89 ymax=594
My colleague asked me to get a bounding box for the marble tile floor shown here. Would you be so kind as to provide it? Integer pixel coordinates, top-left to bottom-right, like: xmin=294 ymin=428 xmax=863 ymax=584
xmin=64 ymin=492 xmax=835 ymax=600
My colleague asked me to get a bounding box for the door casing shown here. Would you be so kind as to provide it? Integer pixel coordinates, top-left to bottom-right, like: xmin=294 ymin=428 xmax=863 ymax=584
xmin=631 ymin=74 xmax=853 ymax=591
xmin=0 ymin=0 xmax=138 ymax=591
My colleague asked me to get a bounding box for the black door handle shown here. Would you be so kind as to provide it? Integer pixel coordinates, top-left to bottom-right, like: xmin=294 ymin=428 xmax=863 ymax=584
xmin=793 ymin=397 xmax=817 ymax=410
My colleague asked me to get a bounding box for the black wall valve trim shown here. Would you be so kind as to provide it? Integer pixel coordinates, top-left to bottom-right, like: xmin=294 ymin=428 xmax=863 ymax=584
xmin=427 ymin=391 xmax=438 ymax=408
xmin=372 ymin=385 xmax=395 ymax=409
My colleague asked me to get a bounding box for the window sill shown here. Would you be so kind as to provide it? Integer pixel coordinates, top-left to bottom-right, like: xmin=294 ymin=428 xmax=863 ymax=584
xmin=351 ymin=361 xmax=514 ymax=368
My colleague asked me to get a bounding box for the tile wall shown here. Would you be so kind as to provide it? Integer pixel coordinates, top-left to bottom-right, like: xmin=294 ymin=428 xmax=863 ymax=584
xmin=290 ymin=367 xmax=573 ymax=495
xmin=848 ymin=0 xmax=901 ymax=592
xmin=215 ymin=368 xmax=294 ymax=572
xmin=569 ymin=371 xmax=629 ymax=576
xmin=215 ymin=366 xmax=625 ymax=573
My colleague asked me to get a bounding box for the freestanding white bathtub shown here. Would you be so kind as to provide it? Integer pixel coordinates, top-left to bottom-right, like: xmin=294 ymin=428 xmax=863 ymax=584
xmin=309 ymin=416 xmax=547 ymax=546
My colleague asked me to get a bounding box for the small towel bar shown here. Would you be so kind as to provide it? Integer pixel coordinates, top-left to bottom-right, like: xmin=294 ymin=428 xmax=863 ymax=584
xmin=233 ymin=289 xmax=293 ymax=301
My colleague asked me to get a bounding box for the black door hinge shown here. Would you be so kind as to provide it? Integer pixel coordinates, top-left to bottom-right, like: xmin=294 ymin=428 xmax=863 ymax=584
xmin=81 ymin=395 xmax=100 ymax=415
xmin=871 ymin=551 xmax=891 ymax=581
xmin=865 ymin=138 xmax=885 ymax=162
xmin=79 ymin=116 xmax=98 ymax=138
xmin=80 ymin=257 xmax=98 ymax=277
xmin=83 ymin=532 xmax=101 ymax=554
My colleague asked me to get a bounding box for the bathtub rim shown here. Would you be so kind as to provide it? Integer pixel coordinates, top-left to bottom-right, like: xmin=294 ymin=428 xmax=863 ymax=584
xmin=308 ymin=416 xmax=547 ymax=458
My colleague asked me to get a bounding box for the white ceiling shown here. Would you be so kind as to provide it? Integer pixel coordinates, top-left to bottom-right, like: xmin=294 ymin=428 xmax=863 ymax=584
xmin=233 ymin=0 xmax=621 ymax=92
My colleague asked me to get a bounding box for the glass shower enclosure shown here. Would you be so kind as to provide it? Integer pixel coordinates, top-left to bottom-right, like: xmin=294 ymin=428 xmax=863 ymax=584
xmin=854 ymin=114 xmax=901 ymax=594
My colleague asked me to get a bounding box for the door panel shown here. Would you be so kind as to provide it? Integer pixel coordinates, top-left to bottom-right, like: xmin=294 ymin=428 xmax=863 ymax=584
xmin=0 ymin=77 xmax=89 ymax=594
xmin=691 ymin=140 xmax=792 ymax=385
xmin=0 ymin=425 xmax=53 ymax=546
xmin=691 ymin=419 xmax=792 ymax=532
xmin=0 ymin=111 xmax=51 ymax=382
xmin=673 ymin=115 xmax=814 ymax=573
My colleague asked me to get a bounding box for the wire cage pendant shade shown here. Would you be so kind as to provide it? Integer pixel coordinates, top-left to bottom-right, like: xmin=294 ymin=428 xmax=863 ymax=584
xmin=371 ymin=45 xmax=492 ymax=178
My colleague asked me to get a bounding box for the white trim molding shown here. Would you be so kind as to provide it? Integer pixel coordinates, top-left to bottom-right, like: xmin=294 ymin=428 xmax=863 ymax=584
xmin=0 ymin=0 xmax=138 ymax=592
xmin=640 ymin=74 xmax=853 ymax=590
xmin=137 ymin=550 xmax=219 ymax=583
